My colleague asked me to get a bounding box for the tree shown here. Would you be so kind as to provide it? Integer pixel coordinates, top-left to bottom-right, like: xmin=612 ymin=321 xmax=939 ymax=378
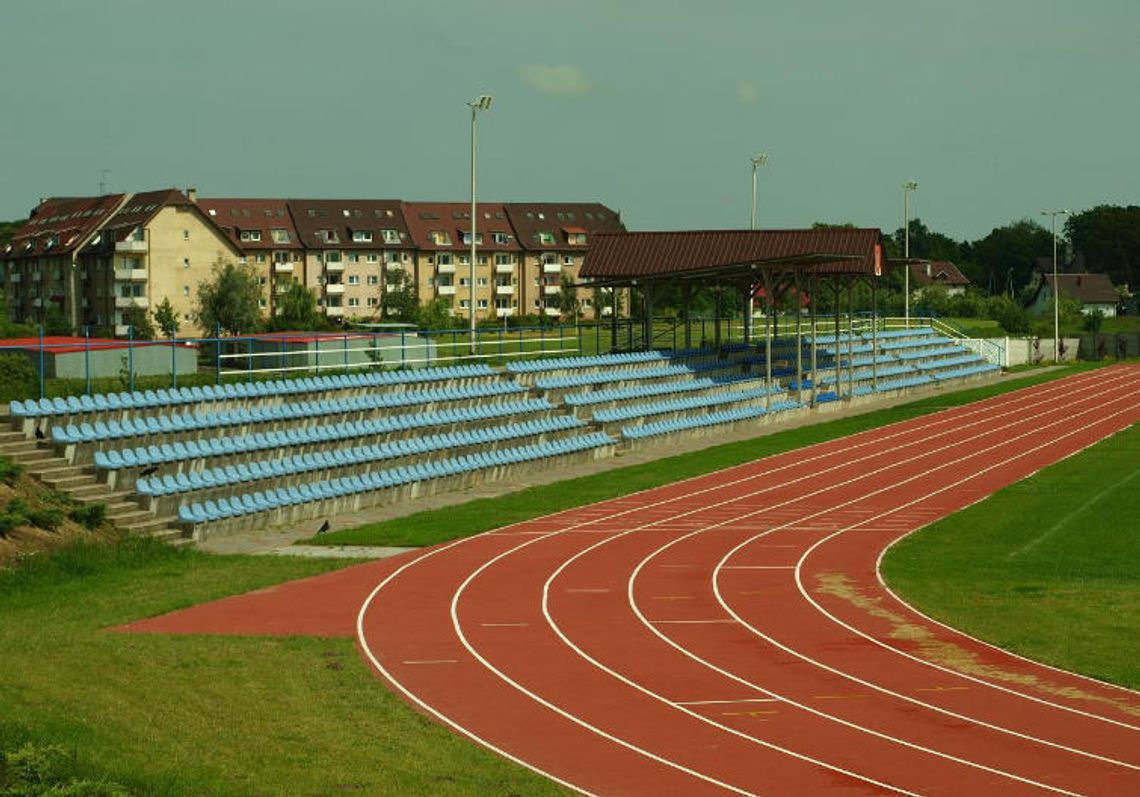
xmin=417 ymin=297 xmax=454 ymax=331
xmin=121 ymin=305 xmax=155 ymax=340
xmin=153 ymin=297 xmax=179 ymax=338
xmin=267 ymin=281 xmax=323 ymax=330
xmin=1066 ymin=205 xmax=1140 ymax=290
xmin=0 ymin=219 xmax=24 ymax=247
xmin=42 ymin=306 xmax=71 ymax=336
xmin=970 ymin=220 xmax=1055 ymax=298
xmin=195 ymin=258 xmax=263 ymax=336
xmin=559 ymin=274 xmax=580 ymax=320
xmin=382 ymin=269 xmax=419 ymax=324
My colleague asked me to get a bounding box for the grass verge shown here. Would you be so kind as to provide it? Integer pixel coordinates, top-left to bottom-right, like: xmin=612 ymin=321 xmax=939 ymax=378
xmin=0 ymin=537 xmax=570 ymax=796
xmin=311 ymin=364 xmax=1100 ymax=548
xmin=881 ymin=422 xmax=1140 ymax=689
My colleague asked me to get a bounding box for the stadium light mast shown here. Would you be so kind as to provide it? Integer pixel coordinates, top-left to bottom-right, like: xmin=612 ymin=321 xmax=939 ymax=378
xmin=902 ymin=181 xmax=918 ymax=329
xmin=1041 ymin=209 xmax=1070 ymax=363
xmin=748 ymin=154 xmax=768 ymax=339
xmin=468 ymin=94 xmax=493 ymax=355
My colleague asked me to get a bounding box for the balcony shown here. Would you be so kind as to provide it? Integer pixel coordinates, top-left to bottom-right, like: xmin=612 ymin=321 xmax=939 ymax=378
xmin=495 ymin=284 xmax=514 ymax=295
xmin=437 ymin=262 xmax=456 ymax=275
xmin=114 ymin=324 xmax=132 ymax=336
xmin=325 ymin=283 xmax=346 ymax=295
xmin=543 ymin=306 xmax=561 ymax=316
xmin=324 ymin=260 xmax=344 ymax=273
xmin=115 ymin=296 xmax=149 ymax=309
xmin=542 ymin=262 xmax=561 ymax=274
xmin=273 ymin=261 xmax=294 ymax=273
xmin=275 ymin=283 xmax=292 ymax=294
xmin=494 ymin=262 xmax=514 ymax=275
xmin=325 ymin=306 xmax=345 ymax=317
xmin=115 ymin=239 xmax=148 ymax=253
xmin=496 ymin=307 xmax=515 ymax=318
xmin=543 ymin=284 xmax=561 ymax=295
xmin=114 ymin=268 xmax=148 ymax=282
xmin=437 ymin=284 xmax=457 ymax=296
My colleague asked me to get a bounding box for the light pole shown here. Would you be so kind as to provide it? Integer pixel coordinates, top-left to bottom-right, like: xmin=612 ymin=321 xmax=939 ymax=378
xmin=748 ymin=154 xmax=768 ymax=340
xmin=1041 ymin=209 xmax=1070 ymax=362
xmin=468 ymin=94 xmax=493 ymax=354
xmin=901 ymin=181 xmax=918 ymax=328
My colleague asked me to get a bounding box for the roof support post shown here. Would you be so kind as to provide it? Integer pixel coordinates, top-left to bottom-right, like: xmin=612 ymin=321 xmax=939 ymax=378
xmin=683 ymin=284 xmax=693 ymax=349
xmin=810 ymin=272 xmax=818 ymax=408
xmin=760 ymin=266 xmax=774 ymax=412
xmin=610 ymin=285 xmax=619 ymax=352
xmin=714 ymin=283 xmax=722 ymax=351
xmin=871 ymin=274 xmax=879 ymax=392
xmin=833 ymin=276 xmax=842 ymax=397
xmin=794 ymin=269 xmax=803 ymax=407
xmin=846 ymin=276 xmax=856 ymax=399
xmin=642 ymin=281 xmax=653 ymax=351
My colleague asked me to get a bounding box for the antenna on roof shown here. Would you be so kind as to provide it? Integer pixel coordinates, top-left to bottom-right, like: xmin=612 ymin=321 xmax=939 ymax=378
xmin=98 ymin=169 xmax=109 ymax=195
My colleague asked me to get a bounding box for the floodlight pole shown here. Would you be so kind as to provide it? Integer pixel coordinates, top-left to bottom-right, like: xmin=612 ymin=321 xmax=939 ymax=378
xmin=468 ymin=94 xmax=493 ymax=355
xmin=902 ymin=181 xmax=918 ymax=329
xmin=748 ymin=153 xmax=768 ymax=342
xmin=1042 ymin=209 xmax=1070 ymax=362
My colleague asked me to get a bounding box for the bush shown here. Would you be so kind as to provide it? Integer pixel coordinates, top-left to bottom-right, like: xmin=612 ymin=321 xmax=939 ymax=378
xmin=0 ymin=354 xmax=39 ymax=403
xmin=0 ymin=742 xmax=132 ymax=797
xmin=6 ymin=497 xmax=29 ymax=518
xmin=68 ymin=503 xmax=106 ymax=531
xmin=28 ymin=507 xmax=64 ymax=531
xmin=0 ymin=457 xmax=24 ymax=487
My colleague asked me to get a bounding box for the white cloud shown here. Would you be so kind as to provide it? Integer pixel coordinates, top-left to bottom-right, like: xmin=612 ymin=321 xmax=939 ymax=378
xmin=519 ymin=64 xmax=594 ymax=96
xmin=737 ymin=80 xmax=759 ymax=105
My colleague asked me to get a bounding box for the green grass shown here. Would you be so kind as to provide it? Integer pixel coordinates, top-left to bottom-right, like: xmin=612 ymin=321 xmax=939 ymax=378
xmin=309 ymin=364 xmax=1102 ymax=548
xmin=0 ymin=537 xmax=570 ymax=796
xmin=881 ymin=423 xmax=1140 ymax=689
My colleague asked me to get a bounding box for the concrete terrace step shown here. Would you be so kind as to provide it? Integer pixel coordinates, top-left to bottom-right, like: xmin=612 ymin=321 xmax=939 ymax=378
xmin=120 ymin=515 xmax=175 ymax=534
xmin=67 ymin=487 xmax=134 ymax=504
xmin=0 ymin=440 xmax=39 ymax=453
xmin=107 ymin=507 xmax=155 ymax=524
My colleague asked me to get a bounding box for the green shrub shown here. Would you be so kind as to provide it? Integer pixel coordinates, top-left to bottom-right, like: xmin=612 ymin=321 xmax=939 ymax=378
xmin=68 ymin=503 xmax=106 ymax=531
xmin=0 ymin=354 xmax=38 ymax=404
xmin=0 ymin=513 xmax=22 ymax=538
xmin=28 ymin=508 xmax=64 ymax=531
xmin=0 ymin=456 xmax=23 ymax=485
xmin=6 ymin=497 xmax=29 ymax=518
xmin=0 ymin=742 xmax=131 ymax=796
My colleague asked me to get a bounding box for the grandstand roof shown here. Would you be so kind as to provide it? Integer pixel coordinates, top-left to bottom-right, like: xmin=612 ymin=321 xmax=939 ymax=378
xmin=579 ymin=228 xmax=884 ymax=284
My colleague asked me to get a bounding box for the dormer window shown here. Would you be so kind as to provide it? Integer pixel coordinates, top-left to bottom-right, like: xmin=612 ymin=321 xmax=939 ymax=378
xmin=351 ymin=230 xmax=373 ymax=242
xmin=492 ymin=231 xmax=509 ymax=245
xmin=270 ymin=229 xmax=290 ymax=244
xmin=381 ymin=229 xmax=401 ymax=244
xmin=239 ymin=230 xmax=262 ymax=242
xmin=317 ymin=229 xmax=339 ymax=244
xmin=536 ymin=231 xmax=555 ymax=245
xmin=460 ymin=231 xmax=483 ymax=245
xmin=428 ymin=230 xmax=452 ymax=246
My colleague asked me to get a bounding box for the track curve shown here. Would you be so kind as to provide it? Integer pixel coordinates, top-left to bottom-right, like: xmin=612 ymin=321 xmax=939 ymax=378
xmin=358 ymin=366 xmax=1140 ymax=796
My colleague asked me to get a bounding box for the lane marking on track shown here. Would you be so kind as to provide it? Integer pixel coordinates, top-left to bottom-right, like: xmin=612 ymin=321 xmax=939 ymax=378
xmin=721 ymin=565 xmax=795 ymax=570
xmin=401 ymin=659 xmax=460 ymax=665
xmin=649 ymin=619 xmax=737 ymax=625
xmin=677 ymin=698 xmax=781 ymax=706
xmin=358 ymin=370 xmax=1124 ymax=796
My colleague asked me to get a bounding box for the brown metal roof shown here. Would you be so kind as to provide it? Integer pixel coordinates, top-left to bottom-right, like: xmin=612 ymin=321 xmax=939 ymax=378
xmin=502 ymin=202 xmax=626 ymax=251
xmin=580 ymin=228 xmax=884 ymax=282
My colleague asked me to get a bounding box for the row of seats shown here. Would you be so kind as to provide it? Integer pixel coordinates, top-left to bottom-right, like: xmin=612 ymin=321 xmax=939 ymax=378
xmin=96 ymin=406 xmax=573 ymax=472
xmin=593 ymin=385 xmax=775 ymax=424
xmin=506 ymin=350 xmax=666 ymax=374
xmin=621 ymin=399 xmax=800 ymax=440
xmin=176 ymin=431 xmax=615 ymax=524
xmin=11 ymin=363 xmax=498 ymax=418
xmin=915 ymin=354 xmax=983 ymax=371
xmin=535 ymin=363 xmax=697 ymax=391
xmin=138 ymin=416 xmax=590 ymax=497
xmin=56 ymin=383 xmax=528 ymax=446
xmin=563 ymin=375 xmax=754 ymax=407
xmin=934 ymin=363 xmax=1000 ymax=381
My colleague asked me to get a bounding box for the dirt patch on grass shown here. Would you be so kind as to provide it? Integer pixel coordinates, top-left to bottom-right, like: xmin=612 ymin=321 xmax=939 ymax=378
xmin=815 ymin=572 xmax=1140 ymax=719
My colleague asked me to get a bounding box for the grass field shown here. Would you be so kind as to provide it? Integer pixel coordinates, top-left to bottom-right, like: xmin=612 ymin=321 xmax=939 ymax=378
xmin=881 ymin=422 xmax=1140 ymax=689
xmin=0 ymin=361 xmax=1133 ymax=795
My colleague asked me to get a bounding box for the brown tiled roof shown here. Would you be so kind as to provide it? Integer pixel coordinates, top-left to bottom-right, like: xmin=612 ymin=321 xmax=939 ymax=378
xmin=289 ymin=199 xmax=410 ymax=250
xmin=198 ymin=197 xmax=303 ymax=251
xmin=400 ymin=201 xmax=520 ymax=252
xmin=1042 ymin=273 xmax=1118 ymax=304
xmin=909 ymin=260 xmax=970 ymax=287
xmin=503 ymin=202 xmax=626 ymax=251
xmin=2 ymin=194 xmax=125 ymax=260
xmin=580 ymin=228 xmax=883 ymax=281
xmin=99 ymin=188 xmax=191 ymax=243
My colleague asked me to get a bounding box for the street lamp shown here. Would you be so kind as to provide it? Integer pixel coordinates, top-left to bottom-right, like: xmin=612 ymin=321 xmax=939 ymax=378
xmin=750 ymin=153 xmax=768 ymax=230
xmin=748 ymin=153 xmax=768 ymax=341
xmin=902 ymin=181 xmax=918 ymax=328
xmin=468 ymin=93 xmax=493 ymax=354
xmin=1041 ymin=209 xmax=1070 ymax=362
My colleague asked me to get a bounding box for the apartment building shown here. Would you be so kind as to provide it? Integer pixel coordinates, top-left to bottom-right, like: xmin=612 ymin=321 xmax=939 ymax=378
xmin=503 ymin=202 xmax=627 ymax=318
xmin=287 ymin=199 xmax=413 ymax=320
xmin=401 ymin=201 xmax=524 ymax=321
xmin=2 ymin=189 xmax=241 ymax=336
xmin=2 ymin=189 xmax=625 ymax=334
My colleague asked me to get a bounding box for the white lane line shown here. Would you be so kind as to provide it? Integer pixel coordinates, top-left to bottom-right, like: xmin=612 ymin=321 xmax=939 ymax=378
xmin=356 ymin=370 xmax=1123 ymax=793
xmin=402 ymin=659 xmax=460 ymax=665
xmin=722 ymin=565 xmax=796 ymax=570
xmin=677 ymin=698 xmax=782 ymax=706
xmin=650 ymin=619 xmax=738 ymax=625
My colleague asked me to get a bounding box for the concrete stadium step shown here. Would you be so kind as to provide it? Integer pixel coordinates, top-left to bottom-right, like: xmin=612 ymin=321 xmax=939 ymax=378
xmin=22 ymin=455 xmax=71 ymax=473
xmin=0 ymin=439 xmax=38 ymax=454
xmin=67 ymin=486 xmax=133 ymax=504
xmin=107 ymin=507 xmax=155 ymax=525
xmin=0 ymin=430 xmax=25 ymax=443
xmin=120 ymin=515 xmax=177 ymax=536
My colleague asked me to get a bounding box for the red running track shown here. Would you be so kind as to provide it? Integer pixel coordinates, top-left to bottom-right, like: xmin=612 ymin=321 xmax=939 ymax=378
xmin=356 ymin=366 xmax=1140 ymax=796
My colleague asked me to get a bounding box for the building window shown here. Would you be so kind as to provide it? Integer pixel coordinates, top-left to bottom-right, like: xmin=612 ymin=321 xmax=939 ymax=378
xmin=347 ymin=275 xmax=359 ymax=285
xmin=366 ymin=254 xmax=378 ymax=263
xmin=271 ymin=229 xmax=290 ymax=243
xmin=494 ymin=254 xmax=511 ymax=266
xmin=257 ymin=276 xmax=267 ymax=285
xmin=477 ymin=299 xmax=488 ymax=309
xmin=255 ymin=254 xmax=266 ymax=263
xmin=348 ymin=253 xmax=359 ymax=263
xmin=348 ymin=297 xmax=360 ymax=308
xmin=258 ymin=299 xmax=267 ymax=308
xmin=352 ymin=230 xmax=373 ymax=242
xmin=536 ymin=231 xmax=555 ymax=245
xmin=183 ymin=230 xmax=189 ymax=241
xmin=492 ymin=232 xmax=509 ymax=245
xmin=367 ymin=275 xmax=379 ymax=285
xmin=459 ymin=277 xmax=469 ymax=287
xmin=367 ymin=297 xmax=379 ymax=307
xmin=459 ymin=299 xmax=469 ymax=309
xmin=239 ymin=230 xmax=262 ymax=242
xmin=381 ymin=229 xmax=401 ymax=244
xmin=438 ymin=254 xmax=453 ymax=266
xmin=563 ymin=255 xmax=574 ymax=265
xmin=461 ymin=231 xmax=483 ymax=245
xmin=183 ymin=286 xmax=190 ymax=296
xmin=325 ymin=251 xmax=341 ymax=263
xmin=183 ymin=258 xmax=190 ymax=268
xmin=428 ymin=231 xmax=452 ymax=246
xmin=477 ymin=277 xmax=488 ymax=286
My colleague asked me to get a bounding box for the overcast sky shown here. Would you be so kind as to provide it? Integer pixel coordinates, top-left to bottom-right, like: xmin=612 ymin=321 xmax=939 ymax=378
xmin=2 ymin=0 xmax=1136 ymax=240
